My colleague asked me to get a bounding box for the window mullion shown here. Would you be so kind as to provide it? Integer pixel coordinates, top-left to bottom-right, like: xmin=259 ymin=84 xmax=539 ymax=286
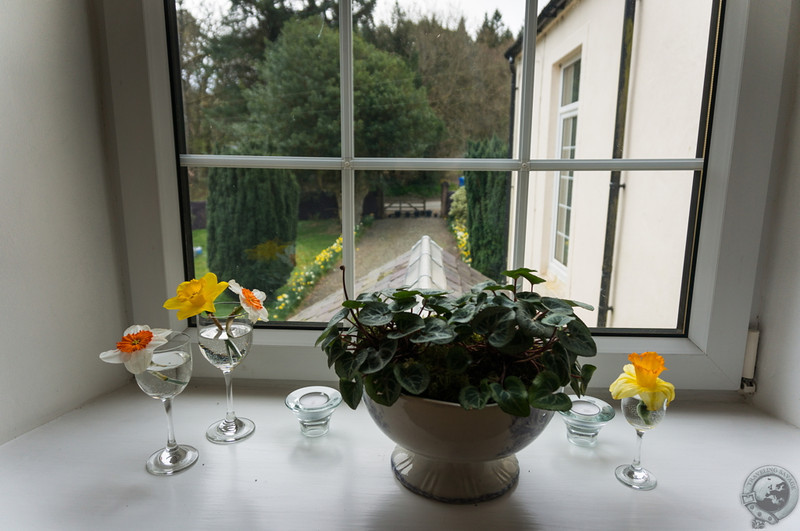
xmin=510 ymin=0 xmax=540 ymax=269
xmin=340 ymin=1 xmax=356 ymax=296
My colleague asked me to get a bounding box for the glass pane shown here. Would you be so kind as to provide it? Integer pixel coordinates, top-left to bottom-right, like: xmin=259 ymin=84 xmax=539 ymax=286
xmin=356 ymin=1 xmax=524 ymax=158
xmin=188 ymin=167 xmax=350 ymax=323
xmin=526 ymin=0 xmax=715 ymax=159
xmin=561 ymin=59 xmax=581 ymax=105
xmin=525 ymin=169 xmax=696 ymax=330
xmin=288 ymin=169 xmax=508 ymax=324
xmin=176 ymin=5 xmax=342 ymax=157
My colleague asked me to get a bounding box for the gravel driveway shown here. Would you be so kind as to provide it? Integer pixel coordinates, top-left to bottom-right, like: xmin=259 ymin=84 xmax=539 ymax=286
xmin=292 ymin=216 xmax=459 ymax=314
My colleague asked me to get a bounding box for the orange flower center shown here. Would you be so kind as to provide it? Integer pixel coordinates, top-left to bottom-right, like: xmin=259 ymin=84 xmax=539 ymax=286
xmin=241 ymin=288 xmax=263 ymax=310
xmin=117 ymin=330 xmax=154 ymax=353
xmin=628 ymin=351 xmax=667 ymax=389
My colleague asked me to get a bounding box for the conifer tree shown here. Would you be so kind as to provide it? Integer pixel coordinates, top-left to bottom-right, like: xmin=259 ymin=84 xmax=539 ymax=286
xmin=206 ymin=166 xmax=300 ymax=297
xmin=464 ymin=135 xmax=510 ymax=281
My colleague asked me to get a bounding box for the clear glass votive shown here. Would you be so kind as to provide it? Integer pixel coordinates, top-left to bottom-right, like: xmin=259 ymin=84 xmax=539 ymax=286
xmin=559 ymin=395 xmax=616 ymax=447
xmin=285 ymin=386 xmax=342 ymax=437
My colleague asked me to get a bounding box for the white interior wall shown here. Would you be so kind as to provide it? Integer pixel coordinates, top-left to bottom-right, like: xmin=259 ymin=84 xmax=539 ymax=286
xmin=0 ymin=0 xmax=130 ymax=445
xmin=750 ymin=0 xmax=800 ymax=426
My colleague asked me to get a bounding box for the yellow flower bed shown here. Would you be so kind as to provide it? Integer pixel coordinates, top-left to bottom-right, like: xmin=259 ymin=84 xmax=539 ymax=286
xmin=267 ymin=223 xmax=365 ymax=320
xmin=450 ymin=220 xmax=471 ymax=264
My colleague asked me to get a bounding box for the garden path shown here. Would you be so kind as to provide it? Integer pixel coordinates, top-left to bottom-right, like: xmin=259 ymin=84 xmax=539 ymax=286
xmin=291 ymin=215 xmax=459 ymax=316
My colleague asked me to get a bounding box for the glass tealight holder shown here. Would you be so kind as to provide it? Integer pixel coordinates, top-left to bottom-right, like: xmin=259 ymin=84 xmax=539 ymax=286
xmin=285 ymin=386 xmax=342 ymax=437
xmin=559 ymin=395 xmax=616 ymax=447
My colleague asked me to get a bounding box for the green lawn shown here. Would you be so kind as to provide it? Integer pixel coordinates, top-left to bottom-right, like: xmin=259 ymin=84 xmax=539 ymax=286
xmin=192 ymin=218 xmax=340 ymax=280
xmin=294 ymin=218 xmax=341 ymax=265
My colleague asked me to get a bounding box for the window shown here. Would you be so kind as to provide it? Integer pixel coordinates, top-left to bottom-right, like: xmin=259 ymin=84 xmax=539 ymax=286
xmin=105 ymin=0 xmax=787 ymax=389
xmin=553 ymin=57 xmax=580 ymax=269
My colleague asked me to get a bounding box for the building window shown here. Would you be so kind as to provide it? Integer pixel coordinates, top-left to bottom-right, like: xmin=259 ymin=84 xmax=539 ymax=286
xmin=553 ymin=58 xmax=580 ymax=268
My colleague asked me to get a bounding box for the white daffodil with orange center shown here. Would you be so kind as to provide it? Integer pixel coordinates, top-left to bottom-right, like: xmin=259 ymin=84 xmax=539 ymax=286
xmin=100 ymin=325 xmax=172 ymax=374
xmin=609 ymin=351 xmax=676 ymax=411
xmin=227 ymin=279 xmax=270 ymax=323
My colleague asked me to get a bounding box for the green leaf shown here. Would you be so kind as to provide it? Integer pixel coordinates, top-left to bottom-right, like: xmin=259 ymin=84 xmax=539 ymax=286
xmin=556 ymin=319 xmax=597 ymax=357
xmin=528 ymin=370 xmax=562 ymax=398
xmin=564 ymin=299 xmax=595 ymax=311
xmin=386 ymin=312 xmax=425 ymax=339
xmin=409 ymin=317 xmax=455 ymax=345
xmin=541 ymin=311 xmax=575 ymax=328
xmin=324 ymin=336 xmax=346 ymax=368
xmin=341 ymin=299 xmax=365 ymax=309
xmin=472 ymin=306 xmax=513 ymax=336
xmin=360 ymin=340 xmax=398 ymax=374
xmin=448 ymin=303 xmax=477 ymax=324
xmin=389 ymin=296 xmax=418 ymax=312
xmin=459 ymin=385 xmax=490 ymax=410
xmin=388 ymin=289 xmax=421 ymax=300
xmin=529 ymin=392 xmax=572 ymax=411
xmin=541 ymin=297 xmax=574 ymax=312
xmin=570 ymin=363 xmax=597 ymax=395
xmin=487 ymin=312 xmax=518 ymax=348
xmin=339 ymin=378 xmax=363 ymax=409
xmin=315 ymin=307 xmax=349 ymax=346
xmin=334 ymin=348 xmax=368 ymax=380
xmin=393 ymin=362 xmax=430 ymax=394
xmin=364 ymin=371 xmax=402 ymax=406
xmin=516 ymin=291 xmax=542 ymax=303
xmin=515 ymin=301 xmax=555 ymax=339
xmin=503 ymin=267 xmax=547 ymax=286
xmin=358 ymin=301 xmax=392 ymax=326
xmin=542 ymin=346 xmax=571 ymax=384
xmin=489 ymin=376 xmax=530 ymax=417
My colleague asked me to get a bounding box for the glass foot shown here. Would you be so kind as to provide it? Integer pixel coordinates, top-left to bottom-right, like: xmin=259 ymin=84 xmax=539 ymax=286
xmin=206 ymin=417 xmax=255 ymax=444
xmin=146 ymin=444 xmax=198 ymax=476
xmin=615 ymin=464 xmax=657 ymax=490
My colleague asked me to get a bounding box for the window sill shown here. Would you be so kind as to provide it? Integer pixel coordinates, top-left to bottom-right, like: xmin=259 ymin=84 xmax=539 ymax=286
xmin=1 ymin=381 xmax=797 ymax=528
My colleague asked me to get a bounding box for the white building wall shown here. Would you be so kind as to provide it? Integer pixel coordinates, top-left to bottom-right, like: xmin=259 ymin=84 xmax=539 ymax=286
xmin=611 ymin=0 xmax=713 ymax=328
xmin=0 ymin=0 xmax=129 ymax=444
xmin=519 ymin=0 xmax=712 ymax=328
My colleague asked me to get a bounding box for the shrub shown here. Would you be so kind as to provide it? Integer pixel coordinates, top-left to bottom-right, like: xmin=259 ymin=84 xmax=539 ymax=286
xmin=464 ymin=136 xmax=509 ymax=281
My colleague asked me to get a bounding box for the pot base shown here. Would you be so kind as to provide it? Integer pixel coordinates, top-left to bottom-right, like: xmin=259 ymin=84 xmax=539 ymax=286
xmin=391 ymin=446 xmax=519 ymax=504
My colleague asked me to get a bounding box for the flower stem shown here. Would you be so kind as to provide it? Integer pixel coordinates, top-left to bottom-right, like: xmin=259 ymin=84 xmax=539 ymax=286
xmin=152 ymin=371 xmax=189 ymax=386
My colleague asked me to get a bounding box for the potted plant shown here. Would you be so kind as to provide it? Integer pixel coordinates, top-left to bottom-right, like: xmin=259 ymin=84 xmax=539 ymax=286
xmin=317 ymin=267 xmax=597 ymax=503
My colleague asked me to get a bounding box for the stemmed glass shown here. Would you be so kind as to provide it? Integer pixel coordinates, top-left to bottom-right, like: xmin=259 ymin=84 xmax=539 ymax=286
xmin=197 ymin=302 xmax=255 ymax=443
xmin=615 ymin=395 xmax=667 ymax=490
xmin=134 ymin=332 xmax=198 ymax=475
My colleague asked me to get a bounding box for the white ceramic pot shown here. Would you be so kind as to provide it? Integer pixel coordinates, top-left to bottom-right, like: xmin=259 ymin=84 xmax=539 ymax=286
xmin=364 ymin=394 xmax=555 ymax=503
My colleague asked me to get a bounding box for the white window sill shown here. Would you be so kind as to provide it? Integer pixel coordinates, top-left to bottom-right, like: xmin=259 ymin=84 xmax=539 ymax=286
xmin=1 ymin=381 xmax=797 ymax=529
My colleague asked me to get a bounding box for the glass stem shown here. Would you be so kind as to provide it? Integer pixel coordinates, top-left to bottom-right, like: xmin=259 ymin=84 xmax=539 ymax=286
xmin=223 ymin=370 xmax=236 ymax=424
xmin=162 ymin=397 xmax=178 ymax=453
xmin=632 ymin=429 xmax=645 ymax=471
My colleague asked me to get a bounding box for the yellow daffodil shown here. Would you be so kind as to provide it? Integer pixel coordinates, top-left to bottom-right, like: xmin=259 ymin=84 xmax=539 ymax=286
xmin=228 ymin=279 xmax=269 ymax=323
xmin=163 ymin=272 xmax=228 ymax=320
xmin=100 ymin=325 xmax=171 ymax=374
xmin=609 ymin=351 xmax=676 ymax=411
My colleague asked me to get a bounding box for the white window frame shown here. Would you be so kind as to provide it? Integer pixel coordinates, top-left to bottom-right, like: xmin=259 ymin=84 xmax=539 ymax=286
xmin=104 ymin=0 xmax=790 ymax=387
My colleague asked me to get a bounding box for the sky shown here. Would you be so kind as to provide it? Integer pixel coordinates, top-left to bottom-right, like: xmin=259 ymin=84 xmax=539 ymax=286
xmin=372 ymin=0 xmax=529 ymax=36
xmin=182 ymin=0 xmax=536 ymax=38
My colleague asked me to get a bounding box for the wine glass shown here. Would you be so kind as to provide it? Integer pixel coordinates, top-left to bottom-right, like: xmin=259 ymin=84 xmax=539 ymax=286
xmin=615 ymin=395 xmax=667 ymax=490
xmin=197 ymin=302 xmax=255 ymax=443
xmin=134 ymin=332 xmax=198 ymax=476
